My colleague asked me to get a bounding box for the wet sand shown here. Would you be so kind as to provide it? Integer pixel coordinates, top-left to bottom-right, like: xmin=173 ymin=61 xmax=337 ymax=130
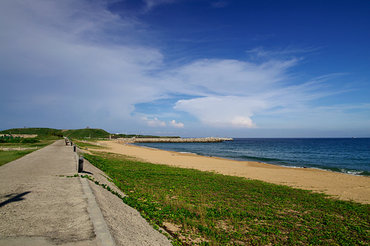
xmin=96 ymin=140 xmax=370 ymax=204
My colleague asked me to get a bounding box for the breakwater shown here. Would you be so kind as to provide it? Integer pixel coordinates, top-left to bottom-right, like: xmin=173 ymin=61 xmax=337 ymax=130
xmin=116 ymin=137 xmax=233 ymax=143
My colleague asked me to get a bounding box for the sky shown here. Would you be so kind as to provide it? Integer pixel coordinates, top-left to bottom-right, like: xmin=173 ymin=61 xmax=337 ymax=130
xmin=1 ymin=0 xmax=369 ymax=137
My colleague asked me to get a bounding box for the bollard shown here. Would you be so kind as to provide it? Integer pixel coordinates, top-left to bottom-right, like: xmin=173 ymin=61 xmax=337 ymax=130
xmin=73 ymin=145 xmax=76 ymax=152
xmin=70 ymin=141 xmax=73 ymax=146
xmin=78 ymin=156 xmax=84 ymax=173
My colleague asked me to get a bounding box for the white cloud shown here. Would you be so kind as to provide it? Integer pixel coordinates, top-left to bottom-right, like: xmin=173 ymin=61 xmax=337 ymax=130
xmin=0 ymin=0 xmax=165 ymax=128
xmin=246 ymin=46 xmax=319 ymax=59
xmin=169 ymin=120 xmax=184 ymax=128
xmin=163 ymin=58 xmax=297 ymax=96
xmin=231 ymin=117 xmax=255 ymax=128
xmin=170 ymin=66 xmax=349 ymax=128
xmin=164 ymin=58 xmax=303 ymax=128
xmin=175 ymin=96 xmax=265 ymax=128
xmin=0 ymin=0 xmax=365 ymax=135
xmin=143 ymin=117 xmax=166 ymax=127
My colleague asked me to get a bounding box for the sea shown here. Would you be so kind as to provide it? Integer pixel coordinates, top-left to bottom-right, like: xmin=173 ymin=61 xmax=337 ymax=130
xmin=134 ymin=138 xmax=370 ymax=176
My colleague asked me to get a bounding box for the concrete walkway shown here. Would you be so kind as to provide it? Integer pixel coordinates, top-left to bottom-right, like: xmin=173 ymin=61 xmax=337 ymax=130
xmin=0 ymin=140 xmax=171 ymax=246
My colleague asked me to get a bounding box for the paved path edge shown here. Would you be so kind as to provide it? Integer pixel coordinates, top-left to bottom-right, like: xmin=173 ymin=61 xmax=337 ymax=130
xmin=80 ymin=177 xmax=116 ymax=246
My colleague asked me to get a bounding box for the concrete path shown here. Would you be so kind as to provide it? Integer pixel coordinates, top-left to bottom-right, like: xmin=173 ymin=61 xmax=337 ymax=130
xmin=0 ymin=140 xmax=171 ymax=246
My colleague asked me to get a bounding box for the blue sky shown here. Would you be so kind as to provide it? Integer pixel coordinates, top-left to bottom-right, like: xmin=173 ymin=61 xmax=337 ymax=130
xmin=1 ymin=0 xmax=369 ymax=137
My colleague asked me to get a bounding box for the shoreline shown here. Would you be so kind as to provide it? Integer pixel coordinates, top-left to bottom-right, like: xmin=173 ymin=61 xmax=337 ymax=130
xmin=135 ymin=143 xmax=369 ymax=177
xmin=96 ymin=140 xmax=370 ymax=204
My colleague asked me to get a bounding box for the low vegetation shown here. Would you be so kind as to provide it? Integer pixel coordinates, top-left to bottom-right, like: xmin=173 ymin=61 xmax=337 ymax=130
xmin=0 ymin=149 xmax=35 ymax=167
xmin=0 ymin=127 xmax=63 ymax=137
xmin=0 ymin=135 xmax=40 ymax=144
xmin=1 ymin=127 xmax=180 ymax=140
xmin=64 ymin=128 xmax=111 ymax=139
xmin=73 ymin=140 xmax=105 ymax=149
xmin=64 ymin=128 xmax=179 ymax=139
xmin=0 ymin=131 xmax=60 ymax=167
xmin=85 ymin=152 xmax=369 ymax=245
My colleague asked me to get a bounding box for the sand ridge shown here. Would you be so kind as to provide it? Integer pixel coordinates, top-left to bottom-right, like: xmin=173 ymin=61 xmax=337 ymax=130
xmin=94 ymin=140 xmax=370 ymax=204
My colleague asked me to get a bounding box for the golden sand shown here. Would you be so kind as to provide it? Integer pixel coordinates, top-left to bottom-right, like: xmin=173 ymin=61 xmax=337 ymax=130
xmin=96 ymin=140 xmax=370 ymax=204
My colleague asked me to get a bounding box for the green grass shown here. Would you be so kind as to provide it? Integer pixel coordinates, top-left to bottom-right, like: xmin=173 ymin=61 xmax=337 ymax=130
xmin=1 ymin=127 xmax=179 ymax=140
xmin=73 ymin=140 xmax=105 ymax=149
xmin=0 ymin=135 xmax=40 ymax=144
xmin=63 ymin=128 xmax=110 ymax=139
xmin=0 ymin=127 xmax=63 ymax=137
xmin=85 ymin=152 xmax=369 ymax=245
xmin=0 ymin=127 xmax=111 ymax=139
xmin=0 ymin=136 xmax=59 ymax=167
xmin=0 ymin=149 xmax=35 ymax=167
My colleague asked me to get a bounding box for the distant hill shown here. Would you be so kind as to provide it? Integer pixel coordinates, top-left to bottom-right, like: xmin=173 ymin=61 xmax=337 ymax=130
xmin=0 ymin=127 xmax=109 ymax=139
xmin=63 ymin=128 xmax=110 ymax=139
xmin=1 ymin=127 xmax=179 ymax=139
xmin=0 ymin=128 xmax=63 ymax=137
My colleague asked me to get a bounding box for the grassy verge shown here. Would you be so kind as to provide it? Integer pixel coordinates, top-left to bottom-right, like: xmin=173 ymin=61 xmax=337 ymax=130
xmin=85 ymin=152 xmax=369 ymax=245
xmin=0 ymin=149 xmax=35 ymax=167
xmin=73 ymin=140 xmax=105 ymax=149
xmin=0 ymin=137 xmax=59 ymax=167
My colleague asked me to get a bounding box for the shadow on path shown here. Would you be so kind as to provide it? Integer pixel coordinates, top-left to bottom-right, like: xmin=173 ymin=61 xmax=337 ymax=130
xmin=80 ymin=170 xmax=93 ymax=175
xmin=0 ymin=191 xmax=31 ymax=208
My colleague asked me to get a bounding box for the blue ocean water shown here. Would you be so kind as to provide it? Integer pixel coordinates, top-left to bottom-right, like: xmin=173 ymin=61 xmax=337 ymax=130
xmin=135 ymin=138 xmax=370 ymax=176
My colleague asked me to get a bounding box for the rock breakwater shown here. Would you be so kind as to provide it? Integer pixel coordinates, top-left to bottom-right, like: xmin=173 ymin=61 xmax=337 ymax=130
xmin=116 ymin=137 xmax=233 ymax=143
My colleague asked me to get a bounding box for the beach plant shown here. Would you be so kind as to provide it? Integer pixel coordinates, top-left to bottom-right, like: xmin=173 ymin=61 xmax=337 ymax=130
xmin=85 ymin=152 xmax=370 ymax=245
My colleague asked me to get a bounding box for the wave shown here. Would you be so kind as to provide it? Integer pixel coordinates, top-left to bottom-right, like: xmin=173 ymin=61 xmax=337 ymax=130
xmin=235 ymin=155 xmax=287 ymax=164
xmin=227 ymin=155 xmax=370 ymax=176
xmin=134 ymin=141 xmax=370 ymax=177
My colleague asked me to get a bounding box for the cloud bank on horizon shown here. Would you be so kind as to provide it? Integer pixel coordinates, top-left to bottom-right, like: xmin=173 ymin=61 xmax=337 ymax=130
xmin=1 ymin=0 xmax=369 ymax=137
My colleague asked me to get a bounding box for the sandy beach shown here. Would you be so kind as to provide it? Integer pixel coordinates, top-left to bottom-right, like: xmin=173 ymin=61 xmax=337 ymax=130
xmin=95 ymin=140 xmax=370 ymax=204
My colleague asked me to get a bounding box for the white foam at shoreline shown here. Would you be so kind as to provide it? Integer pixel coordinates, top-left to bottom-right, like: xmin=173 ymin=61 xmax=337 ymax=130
xmin=133 ymin=142 xmax=369 ymax=176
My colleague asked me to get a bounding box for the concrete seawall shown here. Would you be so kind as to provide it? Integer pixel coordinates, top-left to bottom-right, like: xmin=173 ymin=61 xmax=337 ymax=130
xmin=116 ymin=137 xmax=233 ymax=143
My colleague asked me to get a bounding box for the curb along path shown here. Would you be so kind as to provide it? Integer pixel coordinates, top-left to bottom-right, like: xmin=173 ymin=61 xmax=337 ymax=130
xmin=80 ymin=178 xmax=115 ymax=246
xmin=72 ymin=143 xmax=116 ymax=246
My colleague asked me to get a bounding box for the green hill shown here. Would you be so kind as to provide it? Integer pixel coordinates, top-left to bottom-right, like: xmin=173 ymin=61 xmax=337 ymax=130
xmin=1 ymin=127 xmax=178 ymax=139
xmin=0 ymin=128 xmax=63 ymax=137
xmin=63 ymin=128 xmax=110 ymax=139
